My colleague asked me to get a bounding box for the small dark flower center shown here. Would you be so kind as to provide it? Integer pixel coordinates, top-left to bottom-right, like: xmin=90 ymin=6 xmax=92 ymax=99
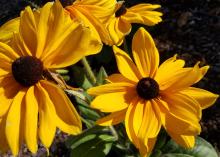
xmin=12 ymin=56 xmax=43 ymax=87
xmin=115 ymin=4 xmax=127 ymax=17
xmin=136 ymin=77 xmax=160 ymax=100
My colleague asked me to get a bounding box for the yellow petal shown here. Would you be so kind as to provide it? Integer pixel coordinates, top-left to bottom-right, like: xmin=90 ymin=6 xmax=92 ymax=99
xmin=106 ymin=74 xmax=136 ymax=84
xmin=0 ymin=42 xmax=20 ymax=61
xmin=132 ymin=27 xmax=159 ymax=77
xmin=91 ymin=91 xmax=135 ymax=112
xmin=139 ymin=138 xmax=157 ymax=157
xmin=180 ymin=87 xmax=219 ymax=109
xmin=0 ymin=117 xmax=9 ymax=153
xmin=138 ymin=101 xmax=161 ymax=139
xmin=161 ymin=93 xmax=201 ymax=135
xmin=6 ymin=90 xmax=26 ymax=155
xmin=97 ymin=109 xmax=126 ymax=126
xmin=0 ymin=76 xmax=21 ymax=117
xmin=74 ymin=0 xmax=116 ymax=10
xmin=87 ymin=82 xmax=135 ymax=96
xmin=155 ymin=55 xmax=185 ymax=89
xmin=113 ymin=45 xmax=141 ymax=82
xmin=18 ymin=6 xmax=37 ymax=56
xmin=158 ymin=62 xmax=203 ymax=92
xmin=66 ymin=5 xmax=112 ymax=45
xmin=35 ymin=2 xmax=53 ymax=58
xmin=40 ymin=80 xmax=82 ymax=134
xmin=24 ymin=86 xmax=38 ymax=153
xmin=36 ymin=84 xmax=56 ymax=148
xmin=0 ymin=17 xmax=19 ymax=43
xmin=39 ymin=1 xmax=102 ymax=68
xmin=125 ymin=97 xmax=141 ymax=148
xmin=124 ymin=4 xmax=162 ymax=26
xmin=168 ymin=131 xmax=195 ymax=148
xmin=108 ymin=17 xmax=131 ymax=45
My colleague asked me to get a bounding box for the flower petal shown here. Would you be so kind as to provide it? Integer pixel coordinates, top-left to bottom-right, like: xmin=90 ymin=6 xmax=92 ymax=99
xmin=168 ymin=130 xmax=195 ymax=148
xmin=17 ymin=6 xmax=37 ymax=56
xmin=160 ymin=93 xmax=201 ymax=135
xmin=0 ymin=117 xmax=9 ymax=153
xmin=113 ymin=45 xmax=142 ymax=82
xmin=24 ymin=86 xmax=38 ymax=153
xmin=108 ymin=17 xmax=131 ymax=45
xmin=137 ymin=101 xmax=161 ymax=141
xmin=66 ymin=5 xmax=113 ymax=45
xmin=180 ymin=87 xmax=219 ymax=109
xmin=0 ymin=17 xmax=19 ymax=43
xmin=36 ymin=84 xmax=56 ymax=148
xmin=0 ymin=42 xmax=20 ymax=61
xmin=0 ymin=76 xmax=21 ymax=117
xmin=97 ymin=109 xmax=126 ymax=126
xmin=40 ymin=80 xmax=82 ymax=134
xmin=91 ymin=91 xmax=135 ymax=112
xmin=87 ymin=82 xmax=135 ymax=96
xmin=158 ymin=62 xmax=205 ymax=92
xmin=124 ymin=4 xmax=162 ymax=26
xmin=106 ymin=73 xmax=136 ymax=84
xmin=132 ymin=27 xmax=159 ymax=77
xmin=125 ymin=97 xmax=141 ymax=147
xmin=40 ymin=1 xmax=102 ymax=68
xmin=6 ymin=90 xmax=26 ymax=155
xmin=74 ymin=0 xmax=116 ymax=10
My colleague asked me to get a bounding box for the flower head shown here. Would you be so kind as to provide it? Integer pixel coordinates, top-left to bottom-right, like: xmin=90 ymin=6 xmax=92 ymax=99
xmin=66 ymin=0 xmax=115 ymax=45
xmin=0 ymin=1 xmax=101 ymax=155
xmin=107 ymin=1 xmax=163 ymax=45
xmin=88 ymin=27 xmax=219 ymax=156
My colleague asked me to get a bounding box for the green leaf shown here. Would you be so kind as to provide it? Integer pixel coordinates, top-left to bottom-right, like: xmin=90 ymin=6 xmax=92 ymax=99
xmin=150 ymin=150 xmax=162 ymax=157
xmin=75 ymin=93 xmax=100 ymax=122
xmin=96 ymin=66 xmax=108 ymax=85
xmin=66 ymin=126 xmax=116 ymax=157
xmin=161 ymin=154 xmax=193 ymax=157
xmin=154 ymin=129 xmax=168 ymax=150
xmin=71 ymin=66 xmax=93 ymax=90
xmin=162 ymin=137 xmax=218 ymax=157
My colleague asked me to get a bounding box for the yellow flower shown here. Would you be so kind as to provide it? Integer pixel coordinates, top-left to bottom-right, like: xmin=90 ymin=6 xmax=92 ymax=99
xmin=107 ymin=1 xmax=163 ymax=45
xmin=65 ymin=0 xmax=115 ymax=45
xmin=88 ymin=27 xmax=219 ymax=156
xmin=0 ymin=1 xmax=101 ymax=155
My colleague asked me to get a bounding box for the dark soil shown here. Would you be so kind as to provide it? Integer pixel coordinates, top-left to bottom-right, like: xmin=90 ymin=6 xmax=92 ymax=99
xmin=0 ymin=0 xmax=220 ymax=156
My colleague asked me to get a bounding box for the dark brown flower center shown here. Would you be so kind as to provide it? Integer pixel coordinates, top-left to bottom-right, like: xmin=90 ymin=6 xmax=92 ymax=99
xmin=12 ymin=56 xmax=43 ymax=87
xmin=115 ymin=4 xmax=127 ymax=17
xmin=136 ymin=77 xmax=159 ymax=100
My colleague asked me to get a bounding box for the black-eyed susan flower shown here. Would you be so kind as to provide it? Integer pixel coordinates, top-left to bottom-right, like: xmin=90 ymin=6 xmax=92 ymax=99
xmin=87 ymin=27 xmax=219 ymax=157
xmin=0 ymin=0 xmax=102 ymax=155
xmin=107 ymin=1 xmax=163 ymax=45
xmin=65 ymin=0 xmax=115 ymax=45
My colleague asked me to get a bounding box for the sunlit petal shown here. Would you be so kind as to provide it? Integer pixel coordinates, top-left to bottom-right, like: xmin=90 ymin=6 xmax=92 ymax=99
xmin=97 ymin=109 xmax=126 ymax=126
xmin=6 ymin=90 xmax=26 ymax=155
xmin=87 ymin=82 xmax=135 ymax=96
xmin=132 ymin=27 xmax=159 ymax=77
xmin=91 ymin=91 xmax=135 ymax=112
xmin=24 ymin=86 xmax=38 ymax=153
xmin=40 ymin=80 xmax=82 ymax=134
xmin=113 ymin=45 xmax=142 ymax=82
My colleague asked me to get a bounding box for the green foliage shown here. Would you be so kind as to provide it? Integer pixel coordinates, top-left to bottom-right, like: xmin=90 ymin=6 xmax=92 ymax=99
xmin=161 ymin=137 xmax=218 ymax=157
xmin=66 ymin=126 xmax=117 ymax=157
xmin=71 ymin=66 xmax=93 ymax=90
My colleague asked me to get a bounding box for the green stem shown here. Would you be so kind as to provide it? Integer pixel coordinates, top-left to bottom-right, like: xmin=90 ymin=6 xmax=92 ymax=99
xmin=109 ymin=126 xmax=119 ymax=141
xmin=81 ymin=57 xmax=96 ymax=85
